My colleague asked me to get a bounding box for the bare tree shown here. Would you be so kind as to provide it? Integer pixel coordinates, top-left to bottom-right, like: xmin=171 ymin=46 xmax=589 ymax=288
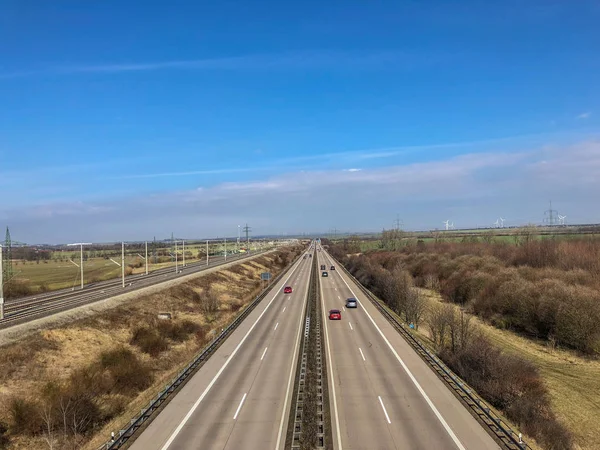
xmin=40 ymin=404 xmax=57 ymax=450
xmin=428 ymin=303 xmax=454 ymax=349
xmin=448 ymin=308 xmax=474 ymax=352
xmin=404 ymin=288 xmax=426 ymax=330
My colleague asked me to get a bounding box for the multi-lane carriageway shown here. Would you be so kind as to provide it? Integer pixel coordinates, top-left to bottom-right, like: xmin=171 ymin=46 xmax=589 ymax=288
xmin=131 ymin=244 xmax=501 ymax=450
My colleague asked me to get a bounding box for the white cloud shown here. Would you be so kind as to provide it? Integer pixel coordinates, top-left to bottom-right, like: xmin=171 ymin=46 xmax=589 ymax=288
xmin=3 ymin=141 xmax=599 ymax=243
xmin=576 ymin=112 xmax=591 ymax=119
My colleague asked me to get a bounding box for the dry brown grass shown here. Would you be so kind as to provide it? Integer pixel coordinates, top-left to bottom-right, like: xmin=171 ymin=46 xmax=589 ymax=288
xmin=0 ymin=247 xmax=303 ymax=450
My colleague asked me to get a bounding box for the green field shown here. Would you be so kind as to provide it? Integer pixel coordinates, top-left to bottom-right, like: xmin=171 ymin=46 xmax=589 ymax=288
xmin=9 ymin=241 xmax=272 ymax=295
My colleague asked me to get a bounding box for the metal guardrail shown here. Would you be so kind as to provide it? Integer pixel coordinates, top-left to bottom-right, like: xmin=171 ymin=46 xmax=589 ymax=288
xmin=330 ymin=253 xmax=532 ymax=450
xmin=99 ymin=251 xmax=304 ymax=450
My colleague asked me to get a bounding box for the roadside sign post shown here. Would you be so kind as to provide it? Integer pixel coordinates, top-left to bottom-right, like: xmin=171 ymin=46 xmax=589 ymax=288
xmin=261 ymin=272 xmax=271 ymax=288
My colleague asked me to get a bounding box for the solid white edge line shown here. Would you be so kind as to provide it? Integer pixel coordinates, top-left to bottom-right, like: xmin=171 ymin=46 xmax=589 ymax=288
xmin=320 ymin=255 xmax=342 ymax=450
xmin=260 ymin=347 xmax=268 ymax=361
xmin=275 ymin=257 xmax=313 ymax=449
xmin=159 ymin=254 xmax=306 ymax=450
xmin=359 ymin=347 xmax=366 ymax=361
xmin=378 ymin=396 xmax=391 ymax=424
xmin=330 ymin=252 xmax=467 ymax=450
xmin=274 ymin=322 xmax=279 ymax=330
xmin=233 ymin=393 xmax=247 ymax=420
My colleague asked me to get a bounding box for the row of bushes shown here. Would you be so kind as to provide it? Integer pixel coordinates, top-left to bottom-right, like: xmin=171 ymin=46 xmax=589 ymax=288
xmin=341 ymin=245 xmax=600 ymax=354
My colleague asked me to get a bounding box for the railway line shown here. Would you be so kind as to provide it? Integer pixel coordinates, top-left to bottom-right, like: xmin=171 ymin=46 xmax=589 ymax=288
xmin=0 ymin=251 xmax=271 ymax=329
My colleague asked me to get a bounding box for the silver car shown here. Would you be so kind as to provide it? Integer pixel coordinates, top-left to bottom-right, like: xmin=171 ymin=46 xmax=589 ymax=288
xmin=346 ymin=298 xmax=358 ymax=308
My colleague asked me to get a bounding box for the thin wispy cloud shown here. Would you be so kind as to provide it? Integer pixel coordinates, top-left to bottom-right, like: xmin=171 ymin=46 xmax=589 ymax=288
xmin=577 ymin=112 xmax=592 ymax=120
xmin=106 ymin=167 xmax=265 ymax=180
xmin=0 ymin=50 xmax=446 ymax=80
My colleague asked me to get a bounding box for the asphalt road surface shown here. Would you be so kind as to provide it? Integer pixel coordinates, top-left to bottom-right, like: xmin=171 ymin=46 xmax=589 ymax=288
xmin=317 ymin=248 xmax=500 ymax=450
xmin=130 ymin=252 xmax=313 ymax=450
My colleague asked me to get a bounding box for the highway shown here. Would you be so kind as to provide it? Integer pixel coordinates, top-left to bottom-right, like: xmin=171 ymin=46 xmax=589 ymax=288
xmin=317 ymin=248 xmax=500 ymax=450
xmin=130 ymin=252 xmax=313 ymax=450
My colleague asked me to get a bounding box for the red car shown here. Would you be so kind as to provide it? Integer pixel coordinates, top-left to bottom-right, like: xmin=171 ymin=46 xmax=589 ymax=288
xmin=284 ymin=286 xmax=293 ymax=294
xmin=328 ymin=309 xmax=341 ymax=320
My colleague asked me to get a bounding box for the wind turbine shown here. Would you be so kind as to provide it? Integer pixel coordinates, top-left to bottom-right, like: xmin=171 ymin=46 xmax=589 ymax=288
xmin=449 ymin=221 xmax=455 ymax=230
xmin=494 ymin=219 xmax=500 ymax=228
xmin=558 ymin=214 xmax=566 ymax=225
xmin=499 ymin=217 xmax=505 ymax=228
xmin=443 ymin=220 xmax=450 ymax=231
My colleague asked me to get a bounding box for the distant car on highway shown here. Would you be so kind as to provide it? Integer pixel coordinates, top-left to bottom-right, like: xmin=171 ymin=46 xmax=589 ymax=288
xmin=328 ymin=309 xmax=341 ymax=320
xmin=284 ymin=286 xmax=293 ymax=294
xmin=330 ymin=265 xmax=335 ymax=270
xmin=322 ymin=271 xmax=328 ymax=277
xmin=321 ymin=264 xmax=326 ymax=270
xmin=346 ymin=298 xmax=357 ymax=308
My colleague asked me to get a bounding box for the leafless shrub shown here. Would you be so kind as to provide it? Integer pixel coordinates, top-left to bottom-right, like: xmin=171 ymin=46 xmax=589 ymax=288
xmin=201 ymin=288 xmax=221 ymax=314
xmin=424 ymin=274 xmax=440 ymax=291
xmin=0 ymin=421 xmax=9 ymax=449
xmin=9 ymin=397 xmax=42 ymax=435
xmin=130 ymin=326 xmax=169 ymax=356
xmin=98 ymin=347 xmax=153 ymax=395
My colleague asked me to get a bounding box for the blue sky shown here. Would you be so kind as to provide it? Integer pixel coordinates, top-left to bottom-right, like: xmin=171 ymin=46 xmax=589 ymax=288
xmin=1 ymin=0 xmax=599 ymax=243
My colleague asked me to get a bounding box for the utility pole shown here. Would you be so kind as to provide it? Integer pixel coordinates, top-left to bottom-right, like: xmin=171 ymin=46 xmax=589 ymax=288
xmin=394 ymin=215 xmax=403 ymax=231
xmin=182 ymin=240 xmax=185 ymax=267
xmin=543 ymin=200 xmax=559 ymax=226
xmin=238 ymin=225 xmax=241 ymax=253
xmin=206 ymin=240 xmax=209 ymax=266
xmin=224 ymin=237 xmax=227 ymax=261
xmin=243 ymin=224 xmax=251 ymax=252
xmin=175 ymin=241 xmax=178 ymax=273
xmin=145 ymin=241 xmax=148 ymax=275
xmin=121 ymin=242 xmax=125 ymax=288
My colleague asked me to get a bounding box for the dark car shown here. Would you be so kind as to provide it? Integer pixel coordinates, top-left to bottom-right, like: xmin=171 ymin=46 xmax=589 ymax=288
xmin=322 ymin=271 xmax=328 ymax=277
xmin=284 ymin=286 xmax=293 ymax=294
xmin=321 ymin=264 xmax=326 ymax=270
xmin=330 ymin=265 xmax=335 ymax=271
xmin=328 ymin=309 xmax=341 ymax=320
xmin=346 ymin=298 xmax=358 ymax=308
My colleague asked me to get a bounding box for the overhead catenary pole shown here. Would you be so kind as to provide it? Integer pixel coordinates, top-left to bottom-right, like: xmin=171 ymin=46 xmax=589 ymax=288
xmin=182 ymin=240 xmax=185 ymax=267
xmin=206 ymin=240 xmax=209 ymax=266
xmin=224 ymin=237 xmax=227 ymax=261
xmin=80 ymin=244 xmax=84 ymax=289
xmin=145 ymin=241 xmax=148 ymax=275
xmin=175 ymin=241 xmax=178 ymax=273
xmin=238 ymin=225 xmax=241 ymax=253
xmin=121 ymin=242 xmax=125 ymax=288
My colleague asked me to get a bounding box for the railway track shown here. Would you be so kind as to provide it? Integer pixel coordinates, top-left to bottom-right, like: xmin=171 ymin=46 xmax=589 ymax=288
xmin=0 ymin=251 xmax=271 ymax=330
